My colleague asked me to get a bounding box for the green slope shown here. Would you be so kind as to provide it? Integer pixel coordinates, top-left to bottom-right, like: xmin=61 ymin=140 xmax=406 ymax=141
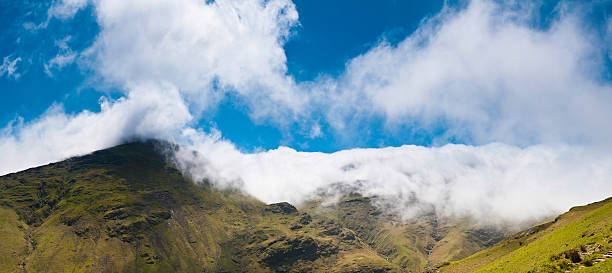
xmin=438 ymin=197 xmax=612 ymax=273
xmin=1 ymin=141 xmax=559 ymax=273
xmin=303 ymin=194 xmax=507 ymax=273
xmin=0 ymin=141 xmax=398 ymax=273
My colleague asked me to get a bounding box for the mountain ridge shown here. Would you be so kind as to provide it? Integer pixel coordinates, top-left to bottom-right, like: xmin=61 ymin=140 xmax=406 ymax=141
xmin=0 ymin=141 xmax=609 ymax=272
xmin=438 ymin=196 xmax=612 ymax=272
xmin=0 ymin=141 xmax=401 ymax=272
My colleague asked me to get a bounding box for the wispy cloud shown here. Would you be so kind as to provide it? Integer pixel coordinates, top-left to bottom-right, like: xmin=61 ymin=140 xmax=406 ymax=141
xmin=44 ymin=36 xmax=77 ymax=77
xmin=24 ymin=0 xmax=89 ymax=31
xmin=48 ymin=0 xmax=89 ymax=20
xmin=0 ymin=56 xmax=22 ymax=80
xmin=44 ymin=52 xmax=76 ymax=77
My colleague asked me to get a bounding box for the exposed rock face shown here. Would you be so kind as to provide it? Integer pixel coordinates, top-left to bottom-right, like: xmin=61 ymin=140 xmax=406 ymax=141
xmin=265 ymin=202 xmax=298 ymax=214
xmin=261 ymin=235 xmax=337 ymax=269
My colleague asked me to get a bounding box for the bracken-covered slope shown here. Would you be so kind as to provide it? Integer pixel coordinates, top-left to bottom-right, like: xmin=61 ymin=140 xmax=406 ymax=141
xmin=438 ymin=197 xmax=612 ymax=273
xmin=0 ymin=141 xmax=512 ymax=273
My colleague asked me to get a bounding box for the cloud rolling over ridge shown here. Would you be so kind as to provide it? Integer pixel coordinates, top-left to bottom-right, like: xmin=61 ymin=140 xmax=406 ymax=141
xmin=173 ymin=134 xmax=612 ymax=225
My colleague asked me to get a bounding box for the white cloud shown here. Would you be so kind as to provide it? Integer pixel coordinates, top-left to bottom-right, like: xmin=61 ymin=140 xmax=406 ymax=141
xmin=322 ymin=0 xmax=612 ymax=147
xmin=308 ymin=123 xmax=322 ymax=139
xmin=35 ymin=0 xmax=612 ymax=147
xmin=44 ymin=53 xmax=76 ymax=77
xmin=83 ymin=0 xmax=303 ymax=121
xmin=44 ymin=36 xmax=77 ymax=77
xmin=5 ymin=0 xmax=303 ymax=173
xmin=172 ymin=136 xmax=612 ymax=226
xmin=48 ymin=0 xmax=89 ymax=20
xmin=24 ymin=0 xmax=90 ymax=30
xmin=2 ymin=0 xmax=302 ymax=167
xmin=0 ymin=56 xmax=22 ymax=79
xmin=0 ymin=84 xmax=191 ymax=175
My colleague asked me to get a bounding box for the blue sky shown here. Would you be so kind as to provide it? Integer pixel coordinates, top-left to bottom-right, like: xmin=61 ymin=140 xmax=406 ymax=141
xmin=1 ymin=0 xmax=449 ymax=152
xmin=1 ymin=0 xmax=612 ymax=154
xmin=0 ymin=2 xmax=100 ymax=125
xmin=213 ymin=0 xmax=451 ymax=151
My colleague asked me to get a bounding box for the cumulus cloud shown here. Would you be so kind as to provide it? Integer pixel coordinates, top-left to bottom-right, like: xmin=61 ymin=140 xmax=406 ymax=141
xmin=2 ymin=0 xmax=612 ymax=226
xmin=323 ymin=0 xmax=612 ymax=146
xmin=83 ymin=0 xmax=303 ymax=121
xmin=30 ymin=0 xmax=612 ymax=146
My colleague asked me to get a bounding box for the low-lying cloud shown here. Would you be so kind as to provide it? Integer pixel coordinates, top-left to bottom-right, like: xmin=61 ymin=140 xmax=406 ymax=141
xmin=172 ymin=134 xmax=612 ymax=225
xmin=1 ymin=0 xmax=611 ymax=226
xmin=0 ymin=85 xmax=191 ymax=174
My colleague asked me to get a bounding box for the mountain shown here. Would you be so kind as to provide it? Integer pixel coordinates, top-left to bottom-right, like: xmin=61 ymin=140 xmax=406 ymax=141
xmin=0 ymin=141 xmax=396 ymax=272
xmin=0 ymin=141 xmax=608 ymax=272
xmin=438 ymin=197 xmax=612 ymax=272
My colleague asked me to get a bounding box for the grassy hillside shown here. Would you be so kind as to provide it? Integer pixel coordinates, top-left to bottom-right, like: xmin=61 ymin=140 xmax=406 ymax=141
xmin=438 ymin=197 xmax=612 ymax=273
xmin=0 ymin=141 xmax=399 ymax=273
xmin=3 ymin=140 xmax=575 ymax=273
xmin=303 ymin=194 xmax=507 ymax=273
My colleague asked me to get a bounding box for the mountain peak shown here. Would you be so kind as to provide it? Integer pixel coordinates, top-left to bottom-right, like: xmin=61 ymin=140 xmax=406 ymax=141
xmin=0 ymin=142 xmax=400 ymax=272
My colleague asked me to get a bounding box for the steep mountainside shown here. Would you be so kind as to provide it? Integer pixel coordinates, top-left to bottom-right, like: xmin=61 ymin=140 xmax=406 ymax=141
xmin=438 ymin=197 xmax=612 ymax=273
xmin=303 ymin=194 xmax=506 ymax=272
xmin=0 ymin=141 xmax=401 ymax=272
xmin=0 ymin=141 xmax=563 ymax=273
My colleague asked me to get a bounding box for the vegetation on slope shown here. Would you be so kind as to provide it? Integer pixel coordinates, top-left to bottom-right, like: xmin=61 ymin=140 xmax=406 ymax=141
xmin=303 ymin=194 xmax=507 ymax=272
xmin=438 ymin=197 xmax=612 ymax=273
xmin=4 ymin=140 xmax=595 ymax=273
xmin=0 ymin=141 xmax=399 ymax=272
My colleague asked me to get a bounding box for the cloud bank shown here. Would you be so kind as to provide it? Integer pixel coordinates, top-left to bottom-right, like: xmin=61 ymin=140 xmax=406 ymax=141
xmin=173 ymin=136 xmax=612 ymax=225
xmin=1 ymin=0 xmax=611 ymax=224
